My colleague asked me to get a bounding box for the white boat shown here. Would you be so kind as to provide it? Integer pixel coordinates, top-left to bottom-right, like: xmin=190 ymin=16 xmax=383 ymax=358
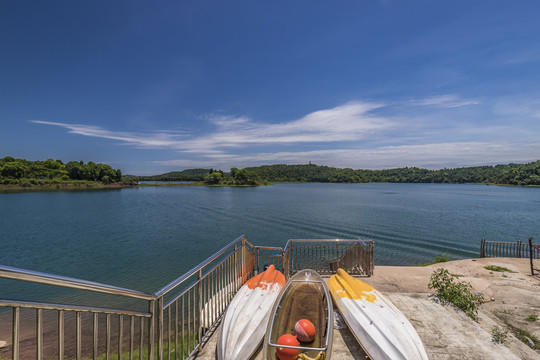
xmin=217 ymin=265 xmax=285 ymax=360
xmin=263 ymin=269 xmax=333 ymax=360
xmin=329 ymin=268 xmax=428 ymax=360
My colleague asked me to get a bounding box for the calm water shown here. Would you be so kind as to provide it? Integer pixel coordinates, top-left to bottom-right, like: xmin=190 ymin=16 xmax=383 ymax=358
xmin=1 ymin=183 xmax=539 ymax=295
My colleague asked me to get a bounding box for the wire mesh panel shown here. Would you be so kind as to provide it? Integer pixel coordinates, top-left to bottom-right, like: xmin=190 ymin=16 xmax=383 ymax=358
xmin=285 ymin=239 xmax=374 ymax=277
xmin=253 ymin=247 xmax=285 ymax=274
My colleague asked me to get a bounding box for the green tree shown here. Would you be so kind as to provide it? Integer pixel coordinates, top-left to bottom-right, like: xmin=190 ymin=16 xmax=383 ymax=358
xmin=204 ymin=171 xmax=224 ymax=184
xmin=1 ymin=161 xmax=27 ymax=179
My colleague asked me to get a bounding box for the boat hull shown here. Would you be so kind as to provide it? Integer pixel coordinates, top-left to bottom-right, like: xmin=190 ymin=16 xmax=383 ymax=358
xmin=217 ymin=265 xmax=285 ymax=360
xmin=263 ymin=269 xmax=333 ymax=360
xmin=329 ymin=268 xmax=428 ymax=360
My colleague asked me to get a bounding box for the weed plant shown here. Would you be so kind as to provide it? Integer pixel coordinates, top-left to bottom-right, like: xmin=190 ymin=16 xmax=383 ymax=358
xmin=415 ymin=253 xmax=452 ymax=267
xmin=484 ymin=265 xmax=511 ymax=272
xmin=492 ymin=325 xmax=508 ymax=344
xmin=504 ymin=321 xmax=540 ymax=350
xmin=429 ymin=268 xmax=484 ymax=320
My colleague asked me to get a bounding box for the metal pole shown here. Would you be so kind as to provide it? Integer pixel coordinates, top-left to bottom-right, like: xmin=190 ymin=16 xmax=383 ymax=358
xmin=198 ymin=269 xmax=203 ymax=348
xmin=157 ymin=297 xmax=164 ymax=360
xmin=36 ymin=309 xmax=43 ymax=360
xmin=241 ymin=236 xmax=246 ymax=283
xmin=148 ymin=300 xmax=155 ymax=360
xmin=530 ymin=238 xmax=535 ymax=275
xmin=13 ymin=307 xmax=19 ymax=360
xmin=480 ymin=238 xmax=485 ymax=258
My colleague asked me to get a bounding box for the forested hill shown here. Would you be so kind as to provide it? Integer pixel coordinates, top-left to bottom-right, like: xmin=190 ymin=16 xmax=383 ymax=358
xmin=137 ymin=168 xmax=210 ymax=181
xmin=139 ymin=161 xmax=540 ymax=186
xmin=243 ymin=161 xmax=540 ymax=185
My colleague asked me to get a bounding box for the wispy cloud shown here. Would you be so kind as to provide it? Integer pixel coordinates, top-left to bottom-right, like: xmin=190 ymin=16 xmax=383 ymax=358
xmin=31 ymin=120 xmax=188 ymax=148
xmin=32 ymin=101 xmax=394 ymax=152
xmin=156 ymin=141 xmax=540 ymax=170
xmin=411 ymin=95 xmax=480 ymax=108
xmin=32 ymin=97 xmax=540 ymax=172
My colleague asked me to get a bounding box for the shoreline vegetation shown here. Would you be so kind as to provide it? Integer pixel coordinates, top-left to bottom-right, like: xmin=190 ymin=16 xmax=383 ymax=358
xmin=2 ymin=157 xmax=540 ymax=192
xmin=133 ymin=160 xmax=540 ymax=186
xmin=0 ymin=157 xmax=136 ymax=193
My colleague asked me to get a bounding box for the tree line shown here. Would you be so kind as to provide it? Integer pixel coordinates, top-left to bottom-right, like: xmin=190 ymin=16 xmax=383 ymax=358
xmin=243 ymin=161 xmax=540 ymax=185
xmin=0 ymin=156 xmax=123 ymax=185
xmin=137 ymin=160 xmax=540 ymax=186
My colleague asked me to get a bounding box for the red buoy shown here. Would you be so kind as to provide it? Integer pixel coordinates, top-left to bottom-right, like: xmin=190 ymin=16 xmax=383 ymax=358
xmin=276 ymin=333 xmax=300 ymax=360
xmin=295 ymin=319 xmax=316 ymax=343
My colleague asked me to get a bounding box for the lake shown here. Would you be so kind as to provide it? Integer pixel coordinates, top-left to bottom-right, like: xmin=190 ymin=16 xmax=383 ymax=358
xmin=1 ymin=183 xmax=538 ymax=295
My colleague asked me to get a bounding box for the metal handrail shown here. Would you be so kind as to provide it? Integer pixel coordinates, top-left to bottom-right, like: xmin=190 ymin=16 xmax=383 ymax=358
xmin=0 ymin=264 xmax=154 ymax=300
xmin=0 ymin=236 xmax=374 ymax=360
xmin=154 ymin=235 xmax=245 ymax=298
xmin=284 ymin=238 xmax=372 ymax=251
xmin=0 ymin=299 xmax=152 ymax=318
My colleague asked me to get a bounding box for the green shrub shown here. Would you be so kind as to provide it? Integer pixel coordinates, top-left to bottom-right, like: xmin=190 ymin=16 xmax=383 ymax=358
xmin=526 ymin=314 xmax=538 ymax=322
xmin=429 ymin=268 xmax=484 ymax=320
xmin=484 ymin=265 xmax=511 ymax=272
xmin=414 ymin=253 xmax=452 ymax=267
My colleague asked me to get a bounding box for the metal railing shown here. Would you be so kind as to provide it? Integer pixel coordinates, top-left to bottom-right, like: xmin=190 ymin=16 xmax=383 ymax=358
xmin=285 ymin=239 xmax=374 ymax=277
xmin=0 ymin=265 xmax=155 ymax=360
xmin=0 ymin=236 xmax=374 ymax=360
xmin=0 ymin=235 xmax=253 ymax=360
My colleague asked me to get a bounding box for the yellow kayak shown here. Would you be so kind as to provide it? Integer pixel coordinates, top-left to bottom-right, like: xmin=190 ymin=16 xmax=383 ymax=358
xmin=329 ymin=269 xmax=428 ymax=360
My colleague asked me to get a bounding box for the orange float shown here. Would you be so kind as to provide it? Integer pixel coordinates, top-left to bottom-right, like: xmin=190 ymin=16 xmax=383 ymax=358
xmin=276 ymin=334 xmax=300 ymax=360
xmin=295 ymin=319 xmax=316 ymax=343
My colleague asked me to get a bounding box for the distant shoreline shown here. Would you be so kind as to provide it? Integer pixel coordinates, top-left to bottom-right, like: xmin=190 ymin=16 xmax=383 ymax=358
xmin=2 ymin=181 xmax=539 ymax=194
xmin=0 ymin=182 xmax=135 ymax=193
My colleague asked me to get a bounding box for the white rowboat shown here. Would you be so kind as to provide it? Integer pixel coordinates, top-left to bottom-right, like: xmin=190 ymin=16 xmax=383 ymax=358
xmin=217 ymin=265 xmax=285 ymax=360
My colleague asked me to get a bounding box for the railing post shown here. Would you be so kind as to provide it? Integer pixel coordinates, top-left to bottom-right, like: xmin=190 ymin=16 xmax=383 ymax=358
xmin=480 ymin=238 xmax=485 ymax=258
xmin=234 ymin=242 xmax=238 ymax=290
xmin=198 ymin=269 xmax=203 ymax=347
xmin=530 ymin=238 xmax=535 ymax=275
xmin=290 ymin=243 xmax=294 ymax=279
xmin=148 ymin=300 xmax=155 ymax=360
xmin=281 ymin=249 xmax=286 ymax=277
xmin=336 ymin=240 xmax=340 ymax=271
xmin=157 ymin=297 xmax=164 ymax=360
xmin=256 ymin=247 xmax=260 ymax=274
xmin=241 ymin=236 xmax=246 ymax=283
xmin=13 ymin=307 xmax=20 ymax=360
xmin=517 ymin=240 xmax=522 ymax=258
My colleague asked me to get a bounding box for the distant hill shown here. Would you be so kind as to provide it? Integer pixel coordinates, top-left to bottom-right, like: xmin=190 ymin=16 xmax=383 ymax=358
xmin=138 ymin=168 xmax=211 ymax=181
xmin=244 ymin=161 xmax=540 ymax=185
xmin=134 ymin=160 xmax=540 ymax=186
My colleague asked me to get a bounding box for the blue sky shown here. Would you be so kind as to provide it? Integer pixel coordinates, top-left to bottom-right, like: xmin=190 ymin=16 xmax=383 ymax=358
xmin=2 ymin=1 xmax=540 ymax=175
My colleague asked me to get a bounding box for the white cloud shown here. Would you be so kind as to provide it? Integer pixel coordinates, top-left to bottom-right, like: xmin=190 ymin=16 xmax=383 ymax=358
xmin=32 ymin=101 xmax=393 ymax=152
xmin=31 ymin=120 xmax=188 ymax=148
xmin=155 ymin=141 xmax=540 ymax=170
xmin=412 ymin=95 xmax=480 ymax=108
xmin=32 ymin=98 xmax=540 ymax=172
